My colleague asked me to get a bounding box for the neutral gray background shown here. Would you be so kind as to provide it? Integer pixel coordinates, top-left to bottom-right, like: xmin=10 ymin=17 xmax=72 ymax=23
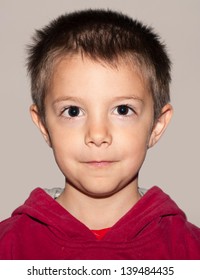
xmin=0 ymin=0 xmax=199 ymax=226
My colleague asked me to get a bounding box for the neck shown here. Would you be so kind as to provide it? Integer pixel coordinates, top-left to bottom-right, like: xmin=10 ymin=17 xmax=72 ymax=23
xmin=56 ymin=182 xmax=141 ymax=230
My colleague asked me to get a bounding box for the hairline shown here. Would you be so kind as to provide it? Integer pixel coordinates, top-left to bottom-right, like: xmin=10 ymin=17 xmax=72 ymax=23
xmin=34 ymin=49 xmax=160 ymax=124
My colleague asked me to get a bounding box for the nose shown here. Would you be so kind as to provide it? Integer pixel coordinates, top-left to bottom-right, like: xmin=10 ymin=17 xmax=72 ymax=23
xmin=85 ymin=119 xmax=112 ymax=147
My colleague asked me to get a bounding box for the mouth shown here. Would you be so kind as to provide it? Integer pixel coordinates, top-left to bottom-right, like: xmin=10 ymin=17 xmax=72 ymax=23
xmin=83 ymin=161 xmax=116 ymax=168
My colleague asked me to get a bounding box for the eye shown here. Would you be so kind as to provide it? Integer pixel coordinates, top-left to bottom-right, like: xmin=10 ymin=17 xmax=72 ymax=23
xmin=113 ymin=105 xmax=135 ymax=116
xmin=62 ymin=106 xmax=83 ymax=118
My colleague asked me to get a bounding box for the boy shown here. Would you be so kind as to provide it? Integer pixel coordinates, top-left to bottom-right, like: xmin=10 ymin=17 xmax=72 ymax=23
xmin=0 ymin=9 xmax=200 ymax=260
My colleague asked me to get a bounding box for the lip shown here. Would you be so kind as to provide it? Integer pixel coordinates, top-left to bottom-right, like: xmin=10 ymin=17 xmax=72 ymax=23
xmin=84 ymin=161 xmax=116 ymax=168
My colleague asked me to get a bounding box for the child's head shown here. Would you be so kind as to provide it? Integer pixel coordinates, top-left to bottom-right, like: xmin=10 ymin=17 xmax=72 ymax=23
xmin=28 ymin=9 xmax=173 ymax=198
xmin=27 ymin=9 xmax=171 ymax=123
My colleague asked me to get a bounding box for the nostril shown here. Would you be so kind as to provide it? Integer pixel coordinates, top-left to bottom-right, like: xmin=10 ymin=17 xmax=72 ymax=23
xmin=86 ymin=138 xmax=111 ymax=148
xmin=85 ymin=128 xmax=112 ymax=147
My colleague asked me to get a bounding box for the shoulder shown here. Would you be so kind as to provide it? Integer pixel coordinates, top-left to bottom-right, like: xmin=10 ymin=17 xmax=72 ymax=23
xmin=143 ymin=187 xmax=200 ymax=258
xmin=0 ymin=187 xmax=47 ymax=259
xmin=0 ymin=215 xmax=24 ymax=259
xmin=0 ymin=213 xmax=24 ymax=234
xmin=159 ymin=205 xmax=200 ymax=258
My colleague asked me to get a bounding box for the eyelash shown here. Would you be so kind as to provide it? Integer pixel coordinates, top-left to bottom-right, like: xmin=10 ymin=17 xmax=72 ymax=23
xmin=113 ymin=104 xmax=136 ymax=117
xmin=60 ymin=106 xmax=84 ymax=119
xmin=60 ymin=104 xmax=136 ymax=119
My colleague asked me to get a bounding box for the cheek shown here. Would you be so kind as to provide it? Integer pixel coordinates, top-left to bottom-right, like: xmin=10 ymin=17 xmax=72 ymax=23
xmin=123 ymin=139 xmax=147 ymax=164
xmin=119 ymin=125 xmax=150 ymax=151
xmin=51 ymin=137 xmax=77 ymax=178
xmin=51 ymin=136 xmax=77 ymax=158
xmin=48 ymin=123 xmax=79 ymax=148
xmin=118 ymin=126 xmax=150 ymax=168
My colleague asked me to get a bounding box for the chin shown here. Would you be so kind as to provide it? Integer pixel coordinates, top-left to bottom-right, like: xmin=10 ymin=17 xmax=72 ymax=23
xmin=82 ymin=190 xmax=119 ymax=199
xmin=77 ymin=182 xmax=123 ymax=199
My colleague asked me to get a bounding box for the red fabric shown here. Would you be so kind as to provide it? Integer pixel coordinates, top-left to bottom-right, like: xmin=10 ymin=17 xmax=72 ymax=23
xmin=0 ymin=186 xmax=200 ymax=260
xmin=91 ymin=228 xmax=111 ymax=240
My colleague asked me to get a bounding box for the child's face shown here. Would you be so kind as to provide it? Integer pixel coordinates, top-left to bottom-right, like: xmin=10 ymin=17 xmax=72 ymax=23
xmin=31 ymin=55 xmax=170 ymax=197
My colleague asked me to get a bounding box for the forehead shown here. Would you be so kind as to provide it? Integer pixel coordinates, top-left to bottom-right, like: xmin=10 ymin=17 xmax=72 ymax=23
xmin=48 ymin=54 xmax=151 ymax=103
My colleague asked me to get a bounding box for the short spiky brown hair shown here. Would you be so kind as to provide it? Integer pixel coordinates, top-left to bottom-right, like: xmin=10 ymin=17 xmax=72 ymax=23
xmin=27 ymin=9 xmax=171 ymax=122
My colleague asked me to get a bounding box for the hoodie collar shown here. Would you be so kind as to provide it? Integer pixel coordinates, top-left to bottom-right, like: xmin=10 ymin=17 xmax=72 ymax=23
xmin=12 ymin=186 xmax=185 ymax=242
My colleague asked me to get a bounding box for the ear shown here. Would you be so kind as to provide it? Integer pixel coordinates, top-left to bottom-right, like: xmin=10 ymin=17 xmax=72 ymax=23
xmin=30 ymin=104 xmax=52 ymax=147
xmin=148 ymin=103 xmax=173 ymax=148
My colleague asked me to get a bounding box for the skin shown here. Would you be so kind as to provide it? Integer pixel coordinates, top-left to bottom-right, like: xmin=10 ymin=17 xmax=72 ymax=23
xmin=30 ymin=54 xmax=173 ymax=229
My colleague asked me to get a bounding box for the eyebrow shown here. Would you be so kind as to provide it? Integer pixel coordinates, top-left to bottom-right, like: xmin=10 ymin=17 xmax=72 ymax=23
xmin=52 ymin=95 xmax=144 ymax=106
xmin=52 ymin=96 xmax=83 ymax=106
xmin=112 ymin=96 xmax=144 ymax=103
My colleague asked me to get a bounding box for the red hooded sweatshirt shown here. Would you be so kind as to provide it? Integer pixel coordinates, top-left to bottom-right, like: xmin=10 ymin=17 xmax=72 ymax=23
xmin=0 ymin=186 xmax=200 ymax=259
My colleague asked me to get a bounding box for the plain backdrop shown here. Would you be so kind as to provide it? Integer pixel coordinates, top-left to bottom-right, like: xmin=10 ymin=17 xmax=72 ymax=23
xmin=0 ymin=0 xmax=199 ymax=226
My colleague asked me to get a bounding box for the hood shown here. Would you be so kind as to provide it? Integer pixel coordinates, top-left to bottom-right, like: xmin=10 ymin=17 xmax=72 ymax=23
xmin=12 ymin=186 xmax=186 ymax=242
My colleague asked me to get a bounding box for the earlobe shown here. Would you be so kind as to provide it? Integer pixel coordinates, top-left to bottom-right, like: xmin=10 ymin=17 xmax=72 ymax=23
xmin=30 ymin=104 xmax=52 ymax=147
xmin=148 ymin=103 xmax=173 ymax=148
